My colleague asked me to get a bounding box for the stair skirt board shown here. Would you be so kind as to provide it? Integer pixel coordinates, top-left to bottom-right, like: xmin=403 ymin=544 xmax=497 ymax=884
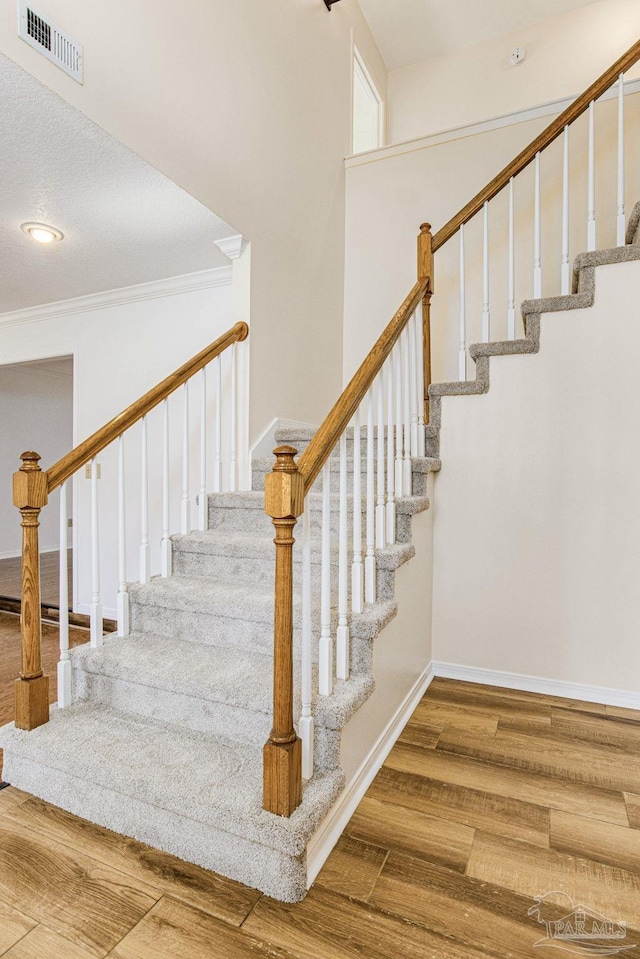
xmin=432 ymin=662 xmax=640 ymax=711
xmin=307 ymin=663 xmax=434 ymax=887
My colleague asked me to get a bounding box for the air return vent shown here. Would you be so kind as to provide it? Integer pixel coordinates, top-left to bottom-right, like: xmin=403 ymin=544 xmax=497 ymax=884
xmin=18 ymin=0 xmax=83 ymax=83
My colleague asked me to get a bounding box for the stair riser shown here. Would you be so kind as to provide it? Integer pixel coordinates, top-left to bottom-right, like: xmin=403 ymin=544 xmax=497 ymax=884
xmin=72 ymin=669 xmax=342 ymax=772
xmin=207 ymin=501 xmax=416 ymax=539
xmin=251 ymin=466 xmax=428 ymax=497
xmin=129 ymin=601 xmax=376 ymax=674
xmin=273 ymin=429 xmax=396 ymax=458
xmin=1 ymin=751 xmax=310 ymax=902
xmin=172 ymin=548 xmax=398 ymax=602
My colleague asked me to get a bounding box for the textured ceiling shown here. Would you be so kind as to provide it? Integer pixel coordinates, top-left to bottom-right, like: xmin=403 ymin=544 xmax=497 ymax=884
xmin=359 ymin=0 xmax=604 ymax=71
xmin=0 ymin=54 xmax=237 ymax=314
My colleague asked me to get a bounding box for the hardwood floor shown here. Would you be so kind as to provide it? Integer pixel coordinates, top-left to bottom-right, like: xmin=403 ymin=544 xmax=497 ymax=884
xmin=0 ymin=551 xmax=72 ymax=608
xmin=1 ymin=669 xmax=640 ymax=956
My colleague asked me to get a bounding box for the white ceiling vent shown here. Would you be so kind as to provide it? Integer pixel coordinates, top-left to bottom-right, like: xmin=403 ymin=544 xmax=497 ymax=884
xmin=17 ymin=0 xmax=83 ymax=83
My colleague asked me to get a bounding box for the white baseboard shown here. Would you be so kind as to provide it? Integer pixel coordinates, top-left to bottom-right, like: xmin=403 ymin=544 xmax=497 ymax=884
xmin=0 ymin=545 xmax=63 ymax=561
xmin=432 ymin=661 xmax=640 ymax=710
xmin=306 ymin=663 xmax=434 ymax=888
xmin=76 ymin=604 xmax=117 ymax=621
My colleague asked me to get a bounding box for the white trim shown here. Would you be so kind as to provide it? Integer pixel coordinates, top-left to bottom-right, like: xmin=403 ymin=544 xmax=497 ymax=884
xmin=352 ymin=43 xmax=385 ymax=156
xmin=306 ymin=663 xmax=434 ymax=888
xmin=0 ymin=544 xmax=64 ymax=561
xmin=345 ymin=76 xmax=640 ymax=169
xmin=215 ymin=235 xmax=246 ymax=261
xmin=433 ymin=661 xmax=640 ymax=711
xmin=0 ymin=267 xmax=233 ymax=330
xmin=76 ymin=602 xmax=117 ymax=621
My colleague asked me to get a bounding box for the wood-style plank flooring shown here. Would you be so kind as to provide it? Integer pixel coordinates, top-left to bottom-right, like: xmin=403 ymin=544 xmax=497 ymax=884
xmin=0 ymin=551 xmax=72 ymax=607
xmin=1 ymin=659 xmax=640 ymax=956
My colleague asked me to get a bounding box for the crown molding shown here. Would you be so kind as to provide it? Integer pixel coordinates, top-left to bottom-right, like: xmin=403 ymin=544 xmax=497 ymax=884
xmin=215 ymin=234 xmax=246 ymax=260
xmin=0 ymin=266 xmax=233 ymax=330
xmin=346 ymin=75 xmax=640 ymax=168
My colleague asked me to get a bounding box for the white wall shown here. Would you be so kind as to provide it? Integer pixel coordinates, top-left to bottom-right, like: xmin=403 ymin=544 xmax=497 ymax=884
xmin=0 ymin=270 xmax=234 ymax=614
xmin=0 ymin=359 xmax=73 ymax=558
xmin=387 ymin=0 xmax=640 ymax=144
xmin=432 ymin=260 xmax=640 ymax=696
xmin=0 ymin=0 xmax=387 ymax=446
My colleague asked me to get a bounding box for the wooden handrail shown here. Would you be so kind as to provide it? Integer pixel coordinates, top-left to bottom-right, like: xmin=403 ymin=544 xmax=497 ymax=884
xmin=432 ymin=37 xmax=640 ymax=254
xmin=47 ymin=321 xmax=248 ymax=492
xmin=297 ymin=277 xmax=429 ymax=493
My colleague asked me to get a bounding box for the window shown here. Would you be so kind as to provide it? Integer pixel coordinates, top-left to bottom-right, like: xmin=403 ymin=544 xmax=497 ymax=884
xmin=352 ymin=46 xmax=384 ymax=155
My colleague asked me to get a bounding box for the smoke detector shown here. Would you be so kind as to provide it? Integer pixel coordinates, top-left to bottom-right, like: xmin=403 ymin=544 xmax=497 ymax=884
xmin=17 ymin=1 xmax=83 ymax=83
xmin=510 ymin=47 xmax=526 ymax=67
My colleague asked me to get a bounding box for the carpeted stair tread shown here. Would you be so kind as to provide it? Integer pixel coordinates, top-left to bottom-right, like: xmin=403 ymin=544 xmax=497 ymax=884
xmin=129 ymin=575 xmax=279 ymax=620
xmin=171 ymin=528 xmax=416 ymax=570
xmin=207 ymin=490 xmax=431 ymax=512
xmin=71 ymin=632 xmax=374 ymax=731
xmin=0 ymin=703 xmax=343 ymax=857
xmin=251 ymin=455 xmax=441 ymax=475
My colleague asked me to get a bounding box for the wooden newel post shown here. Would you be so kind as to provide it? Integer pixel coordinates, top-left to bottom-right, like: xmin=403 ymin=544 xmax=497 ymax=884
xmin=418 ymin=223 xmax=434 ymax=425
xmin=13 ymin=452 xmax=49 ymax=730
xmin=263 ymin=445 xmax=304 ymax=816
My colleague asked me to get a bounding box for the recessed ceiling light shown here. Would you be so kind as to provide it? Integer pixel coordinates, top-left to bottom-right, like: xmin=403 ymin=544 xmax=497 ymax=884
xmin=21 ymin=222 xmax=64 ymax=244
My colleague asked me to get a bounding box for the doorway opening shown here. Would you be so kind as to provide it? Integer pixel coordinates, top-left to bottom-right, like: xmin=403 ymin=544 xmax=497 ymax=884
xmin=0 ymin=355 xmax=73 ymax=618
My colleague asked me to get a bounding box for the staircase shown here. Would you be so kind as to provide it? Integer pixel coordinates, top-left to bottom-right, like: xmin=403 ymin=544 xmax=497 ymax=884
xmin=0 ymin=432 xmax=439 ymax=902
xmin=3 ymin=38 xmax=640 ymax=905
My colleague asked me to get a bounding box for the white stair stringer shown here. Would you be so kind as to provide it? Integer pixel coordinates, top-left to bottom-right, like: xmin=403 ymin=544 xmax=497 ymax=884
xmin=0 ymin=439 xmax=438 ymax=902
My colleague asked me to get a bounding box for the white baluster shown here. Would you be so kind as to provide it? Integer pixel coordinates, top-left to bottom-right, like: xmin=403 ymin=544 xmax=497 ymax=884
xmin=229 ymin=343 xmax=238 ymax=492
xmin=534 ymin=151 xmax=542 ymax=297
xmin=459 ymin=224 xmax=467 ymax=379
xmin=617 ymin=74 xmax=625 ymax=247
xmin=57 ymin=482 xmax=71 ymax=707
xmin=508 ymin=179 xmax=516 ymax=339
xmin=365 ymin=388 xmax=376 ymax=604
xmin=319 ymin=461 xmax=333 ymax=695
xmin=415 ymin=310 xmax=425 ymax=456
xmin=300 ymin=502 xmax=314 ymax=778
xmin=90 ymin=457 xmax=103 ymax=648
xmin=337 ymin=433 xmax=349 ymax=681
xmin=482 ymin=201 xmax=491 ymax=342
xmin=410 ymin=311 xmax=419 ymax=457
xmin=199 ymin=367 xmax=208 ymax=531
xmin=140 ymin=415 xmax=150 ymax=585
xmin=352 ymin=406 xmax=364 ymax=615
xmin=160 ymin=399 xmax=172 ymax=577
xmin=386 ymin=363 xmax=396 ymax=545
xmin=562 ymin=126 xmax=570 ymax=295
xmin=588 ymin=100 xmax=596 ymax=251
xmin=214 ymin=355 xmax=222 ymax=493
xmin=394 ymin=343 xmax=403 ymax=494
xmin=402 ymin=328 xmax=412 ymax=496
xmin=181 ymin=382 xmax=191 ymax=534
xmin=117 ymin=435 xmax=130 ymax=634
xmin=375 ymin=375 xmax=386 ymax=549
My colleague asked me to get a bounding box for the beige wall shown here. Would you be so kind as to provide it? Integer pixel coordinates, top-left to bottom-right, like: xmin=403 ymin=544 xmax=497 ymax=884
xmin=432 ymin=260 xmax=640 ymax=694
xmin=387 ymin=0 xmax=640 ymax=144
xmin=0 ymin=0 xmax=386 ymax=444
